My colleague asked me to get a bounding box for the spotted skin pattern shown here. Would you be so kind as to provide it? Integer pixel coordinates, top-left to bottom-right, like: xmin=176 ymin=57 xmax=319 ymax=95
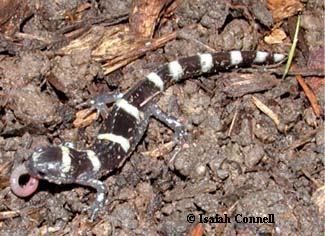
xmin=10 ymin=51 xmax=285 ymax=220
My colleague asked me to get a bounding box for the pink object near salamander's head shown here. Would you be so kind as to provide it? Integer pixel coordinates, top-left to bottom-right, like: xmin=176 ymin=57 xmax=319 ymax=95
xmin=10 ymin=145 xmax=78 ymax=198
xmin=10 ymin=164 xmax=39 ymax=197
xmin=10 ymin=146 xmax=63 ymax=198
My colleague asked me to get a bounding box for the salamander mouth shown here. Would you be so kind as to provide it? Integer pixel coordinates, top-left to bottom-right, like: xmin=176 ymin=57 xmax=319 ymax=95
xmin=10 ymin=164 xmax=39 ymax=197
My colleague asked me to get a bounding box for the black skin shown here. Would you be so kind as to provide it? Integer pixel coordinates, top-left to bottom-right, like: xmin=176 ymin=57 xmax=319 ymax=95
xmin=11 ymin=51 xmax=285 ymax=220
xmin=23 ymin=100 xmax=186 ymax=221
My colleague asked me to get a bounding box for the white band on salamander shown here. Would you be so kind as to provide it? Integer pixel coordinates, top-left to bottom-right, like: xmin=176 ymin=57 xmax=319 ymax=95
xmin=86 ymin=150 xmax=101 ymax=172
xmin=168 ymin=60 xmax=184 ymax=81
xmin=273 ymin=53 xmax=285 ymax=62
xmin=146 ymin=72 xmax=164 ymax=91
xmin=254 ymin=51 xmax=269 ymax=63
xmin=96 ymin=192 xmax=105 ymax=202
xmin=230 ymin=50 xmax=243 ymax=65
xmin=116 ymin=99 xmax=140 ymax=121
xmin=60 ymin=146 xmax=72 ymax=173
xmin=97 ymin=133 xmax=130 ymax=153
xmin=199 ymin=53 xmax=213 ymax=73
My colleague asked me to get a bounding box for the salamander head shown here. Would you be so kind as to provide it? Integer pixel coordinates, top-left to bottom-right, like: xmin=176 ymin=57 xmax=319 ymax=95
xmin=25 ymin=145 xmax=77 ymax=184
xmin=25 ymin=147 xmax=61 ymax=181
xmin=10 ymin=145 xmax=79 ymax=198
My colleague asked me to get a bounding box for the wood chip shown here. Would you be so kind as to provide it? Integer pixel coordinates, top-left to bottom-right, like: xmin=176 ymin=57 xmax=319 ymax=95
xmin=252 ymin=95 xmax=280 ymax=126
xmin=264 ymin=28 xmax=287 ymax=44
xmin=130 ymin=0 xmax=169 ymax=38
xmin=296 ymin=74 xmax=321 ymax=117
xmin=188 ymin=223 xmax=204 ymax=236
xmin=73 ymin=109 xmax=97 ymax=128
xmin=267 ymin=0 xmax=304 ymax=22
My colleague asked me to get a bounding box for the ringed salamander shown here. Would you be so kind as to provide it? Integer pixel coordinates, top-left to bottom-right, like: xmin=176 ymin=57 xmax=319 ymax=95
xmin=10 ymin=50 xmax=285 ymax=220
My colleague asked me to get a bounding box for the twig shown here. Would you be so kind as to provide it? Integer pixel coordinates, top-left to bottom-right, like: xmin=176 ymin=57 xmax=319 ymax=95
xmin=295 ymin=74 xmax=321 ymax=117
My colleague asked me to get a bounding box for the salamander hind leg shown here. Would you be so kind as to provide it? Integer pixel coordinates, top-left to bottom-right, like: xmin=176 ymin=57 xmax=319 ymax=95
xmin=146 ymin=103 xmax=187 ymax=142
xmin=75 ymin=176 xmax=108 ymax=221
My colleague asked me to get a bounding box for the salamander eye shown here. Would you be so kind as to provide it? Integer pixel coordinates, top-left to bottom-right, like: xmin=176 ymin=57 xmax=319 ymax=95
xmin=36 ymin=170 xmax=45 ymax=177
xmin=62 ymin=142 xmax=75 ymax=149
xmin=35 ymin=147 xmax=44 ymax=153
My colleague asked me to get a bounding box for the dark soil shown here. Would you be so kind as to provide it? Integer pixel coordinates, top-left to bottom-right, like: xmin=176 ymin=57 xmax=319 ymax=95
xmin=0 ymin=0 xmax=324 ymax=236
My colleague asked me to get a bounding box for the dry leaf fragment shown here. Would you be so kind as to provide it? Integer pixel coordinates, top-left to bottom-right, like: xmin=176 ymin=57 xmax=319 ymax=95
xmin=264 ymin=28 xmax=287 ymax=44
xmin=267 ymin=0 xmax=304 ymax=22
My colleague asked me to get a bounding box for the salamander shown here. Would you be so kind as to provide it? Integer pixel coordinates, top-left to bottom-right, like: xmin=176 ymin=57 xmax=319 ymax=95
xmin=10 ymin=50 xmax=285 ymax=220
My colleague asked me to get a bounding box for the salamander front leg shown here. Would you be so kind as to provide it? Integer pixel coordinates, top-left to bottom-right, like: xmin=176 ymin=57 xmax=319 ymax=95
xmin=75 ymin=176 xmax=108 ymax=221
xmin=147 ymin=104 xmax=187 ymax=141
xmin=77 ymin=91 xmax=124 ymax=119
